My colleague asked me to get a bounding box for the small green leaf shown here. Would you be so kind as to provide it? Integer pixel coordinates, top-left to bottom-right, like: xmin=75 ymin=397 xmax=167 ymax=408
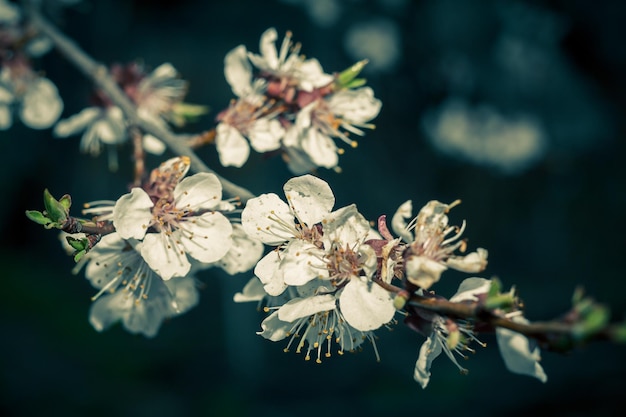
xmin=43 ymin=189 xmax=67 ymax=224
xmin=573 ymin=304 xmax=610 ymax=340
xmin=59 ymin=194 xmax=72 ymax=211
xmin=73 ymin=250 xmax=87 ymax=263
xmin=25 ymin=210 xmax=51 ymax=226
xmin=343 ymin=78 xmax=367 ymax=89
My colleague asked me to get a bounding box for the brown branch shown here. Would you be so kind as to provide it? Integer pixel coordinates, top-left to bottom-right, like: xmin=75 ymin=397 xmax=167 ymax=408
xmin=26 ymin=7 xmax=256 ymax=203
xmin=407 ymin=294 xmax=620 ymax=352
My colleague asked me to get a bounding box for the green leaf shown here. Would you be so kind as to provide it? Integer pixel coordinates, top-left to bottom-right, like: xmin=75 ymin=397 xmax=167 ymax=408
xmin=43 ymin=189 xmax=67 ymax=224
xmin=25 ymin=210 xmax=51 ymax=226
xmin=59 ymin=194 xmax=72 ymax=211
xmin=337 ymin=59 xmax=369 ymax=87
xmin=343 ymin=78 xmax=367 ymax=89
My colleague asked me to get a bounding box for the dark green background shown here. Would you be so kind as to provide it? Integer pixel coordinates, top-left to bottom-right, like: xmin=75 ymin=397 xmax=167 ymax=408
xmin=1 ymin=0 xmax=625 ymax=416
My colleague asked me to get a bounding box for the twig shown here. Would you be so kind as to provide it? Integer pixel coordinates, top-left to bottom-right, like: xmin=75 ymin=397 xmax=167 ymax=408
xmin=26 ymin=6 xmax=256 ymax=203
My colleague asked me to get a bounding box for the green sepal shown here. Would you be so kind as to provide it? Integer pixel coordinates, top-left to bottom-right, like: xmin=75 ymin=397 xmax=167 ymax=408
xmin=66 ymin=236 xmax=89 ymax=251
xmin=343 ymin=78 xmax=367 ymax=89
xmin=59 ymin=194 xmax=72 ymax=211
xmin=25 ymin=210 xmax=52 ymax=226
xmin=73 ymin=250 xmax=87 ymax=263
xmin=337 ymin=59 xmax=368 ymax=87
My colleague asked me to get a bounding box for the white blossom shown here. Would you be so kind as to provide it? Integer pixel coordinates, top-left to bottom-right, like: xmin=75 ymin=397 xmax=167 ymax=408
xmin=393 ymin=199 xmax=488 ymax=289
xmin=0 ymin=67 xmax=63 ymax=130
xmin=112 ymin=157 xmax=249 ymax=280
xmin=283 ymin=87 xmax=381 ymax=173
xmin=247 ymin=28 xmax=333 ymax=92
xmin=77 ymin=233 xmax=199 ymax=337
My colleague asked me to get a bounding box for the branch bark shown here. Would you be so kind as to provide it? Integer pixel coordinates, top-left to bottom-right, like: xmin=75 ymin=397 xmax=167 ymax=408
xmin=26 ymin=6 xmax=256 ymax=203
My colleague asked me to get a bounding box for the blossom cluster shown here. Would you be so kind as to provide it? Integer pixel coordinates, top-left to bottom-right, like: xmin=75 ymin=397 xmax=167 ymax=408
xmin=0 ymin=0 xmax=63 ymax=130
xmin=15 ymin=7 xmax=569 ymax=389
xmin=216 ymin=28 xmax=382 ymax=173
xmin=69 ymin=156 xmax=263 ymax=336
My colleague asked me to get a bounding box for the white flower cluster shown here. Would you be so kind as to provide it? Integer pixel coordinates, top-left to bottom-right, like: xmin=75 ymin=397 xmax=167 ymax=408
xmin=0 ymin=0 xmax=63 ymax=130
xmin=230 ymin=174 xmax=546 ymax=386
xmin=216 ymin=28 xmax=382 ymax=173
xmin=54 ymin=62 xmax=189 ymax=169
xmin=236 ymin=174 xmax=395 ymax=361
xmin=71 ymin=157 xmax=263 ymax=336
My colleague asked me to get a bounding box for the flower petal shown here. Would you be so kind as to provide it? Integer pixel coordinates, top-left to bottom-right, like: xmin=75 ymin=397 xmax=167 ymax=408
xmin=216 ymin=122 xmax=250 ymax=167
xmin=405 ymin=255 xmax=447 ymax=289
xmin=450 ymin=277 xmax=491 ymax=302
xmin=141 ymin=232 xmax=191 ymax=280
xmin=496 ymin=317 xmax=548 ymax=383
xmin=277 ymin=294 xmax=336 ymax=322
xmin=174 ymin=172 xmax=222 ymax=211
xmin=241 ymin=193 xmax=294 ymax=245
xmin=248 ymin=118 xmax=284 ymax=152
xmin=178 ymin=211 xmax=233 ymax=263
xmin=258 ymin=310 xmax=290 ymax=341
xmin=281 ymin=239 xmax=326 ymax=286
xmin=391 ymin=200 xmax=414 ymax=243
xmin=234 ymin=277 xmax=267 ymax=303
xmin=254 ymin=250 xmax=288 ymax=296
xmin=20 ymin=77 xmax=63 ymax=129
xmin=215 ymin=223 xmax=264 ymax=275
xmin=414 ymin=336 xmax=443 ymax=389
xmin=224 ymin=45 xmax=253 ymax=97
xmin=283 ymin=174 xmax=335 ymax=226
xmin=113 ymin=188 xmax=154 ymax=240
xmin=339 ymin=276 xmax=395 ymax=331
xmin=53 ymin=107 xmax=100 ymax=137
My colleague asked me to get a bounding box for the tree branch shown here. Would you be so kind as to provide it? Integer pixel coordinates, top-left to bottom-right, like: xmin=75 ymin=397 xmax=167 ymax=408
xmin=26 ymin=6 xmax=256 ymax=203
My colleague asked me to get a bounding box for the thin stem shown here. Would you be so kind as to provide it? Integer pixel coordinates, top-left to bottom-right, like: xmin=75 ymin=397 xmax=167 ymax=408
xmin=130 ymin=127 xmax=145 ymax=187
xmin=26 ymin=7 xmax=256 ymax=203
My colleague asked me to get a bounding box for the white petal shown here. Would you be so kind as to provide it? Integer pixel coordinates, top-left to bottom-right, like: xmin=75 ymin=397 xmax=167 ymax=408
xmin=216 ymin=122 xmax=250 ymax=167
xmin=277 ymin=294 xmax=336 ymax=322
xmin=241 ymin=193 xmax=294 ymax=245
xmin=405 ymin=255 xmax=447 ymax=289
xmin=328 ymin=87 xmax=382 ymax=123
xmin=141 ymin=232 xmax=191 ymax=280
xmin=301 ymin=129 xmax=339 ymax=169
xmin=53 ymin=107 xmax=100 ymax=137
xmin=0 ymin=105 xmax=12 ymax=130
xmin=283 ymin=174 xmax=335 ymax=226
xmin=254 ymin=250 xmax=288 ymax=296
xmin=20 ymin=77 xmax=63 ymax=129
xmin=322 ymin=204 xmax=370 ymax=246
xmin=224 ymin=45 xmax=253 ymax=97
xmin=163 ymin=276 xmax=199 ymax=315
xmin=446 ymin=248 xmax=488 ymax=273
xmin=233 ymin=277 xmax=267 ymax=303
xmin=174 ymin=172 xmax=222 ymax=211
xmin=248 ymin=118 xmax=284 ymax=152
xmin=414 ymin=336 xmax=443 ymax=389
xmin=496 ymin=320 xmax=548 ymax=383
xmin=258 ymin=27 xmax=279 ymax=70
xmin=258 ymin=310 xmax=290 ymax=341
xmin=281 ymin=240 xmax=326 ymax=286
xmin=391 ymin=200 xmax=414 ymax=242
xmin=297 ymin=58 xmax=333 ymax=91
xmin=178 ymin=211 xmax=233 ymax=263
xmin=113 ymin=188 xmax=154 ymax=240
xmin=142 ymin=134 xmax=166 ymax=155
xmin=450 ymin=277 xmax=492 ymax=302
xmin=216 ymin=224 xmax=264 ymax=275
xmin=339 ymin=276 xmax=395 ymax=331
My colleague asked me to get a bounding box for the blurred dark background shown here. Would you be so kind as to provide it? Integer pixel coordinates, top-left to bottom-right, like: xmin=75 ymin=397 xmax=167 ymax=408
xmin=1 ymin=0 xmax=625 ymax=416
